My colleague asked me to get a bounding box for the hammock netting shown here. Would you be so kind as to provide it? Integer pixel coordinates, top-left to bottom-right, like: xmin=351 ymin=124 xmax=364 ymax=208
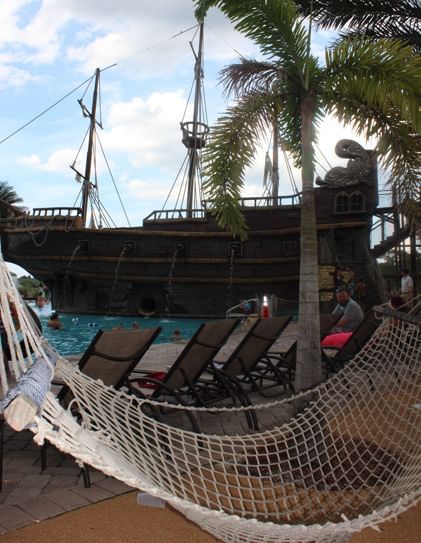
xmin=0 ymin=255 xmax=420 ymax=543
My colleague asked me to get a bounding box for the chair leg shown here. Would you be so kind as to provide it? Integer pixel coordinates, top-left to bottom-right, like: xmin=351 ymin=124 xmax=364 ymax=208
xmin=42 ymin=441 xmax=91 ymax=488
xmin=41 ymin=442 xmax=48 ymax=471
xmin=81 ymin=464 xmax=91 ymax=488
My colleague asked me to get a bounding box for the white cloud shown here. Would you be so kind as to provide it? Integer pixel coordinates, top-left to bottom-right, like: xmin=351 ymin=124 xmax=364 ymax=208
xmin=0 ymin=0 xmax=257 ymax=86
xmin=0 ymin=63 xmax=38 ymax=88
xmin=102 ymin=90 xmax=188 ymax=171
xmin=126 ymin=178 xmax=171 ymax=200
xmin=19 ymin=148 xmax=76 ymax=172
xmin=0 ymin=1 xmax=33 ymax=44
xmin=19 ymin=153 xmax=41 ymax=166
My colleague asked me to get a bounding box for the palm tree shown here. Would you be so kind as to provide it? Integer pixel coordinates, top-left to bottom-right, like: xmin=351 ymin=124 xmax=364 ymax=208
xmin=194 ymin=0 xmax=421 ymax=390
xmin=295 ymin=0 xmax=421 ymax=53
xmin=296 ymin=0 xmax=421 ymax=228
xmin=0 ymin=181 xmax=25 ymax=219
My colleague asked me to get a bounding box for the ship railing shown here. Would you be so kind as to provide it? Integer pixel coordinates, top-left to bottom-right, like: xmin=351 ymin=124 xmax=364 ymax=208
xmin=31 ymin=206 xmax=83 ymax=218
xmin=239 ymin=194 xmax=301 ymax=208
xmin=143 ymin=208 xmax=206 ymax=223
xmin=12 ymin=207 xmax=84 ymax=230
xmin=144 ymin=195 xmax=301 ymax=224
xmin=203 ymin=194 xmax=301 ymax=210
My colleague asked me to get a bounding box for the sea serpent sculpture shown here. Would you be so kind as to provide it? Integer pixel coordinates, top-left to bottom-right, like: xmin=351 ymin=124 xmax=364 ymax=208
xmin=0 ymin=254 xmax=420 ymax=543
xmin=316 ymin=139 xmax=374 ymax=188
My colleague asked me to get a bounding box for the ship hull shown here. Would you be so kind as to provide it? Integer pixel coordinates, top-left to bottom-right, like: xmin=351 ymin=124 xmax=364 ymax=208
xmin=1 ymin=184 xmax=376 ymax=318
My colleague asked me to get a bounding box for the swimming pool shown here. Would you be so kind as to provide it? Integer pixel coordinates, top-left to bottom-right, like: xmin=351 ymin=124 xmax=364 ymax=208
xmin=33 ymin=304 xmax=210 ymax=356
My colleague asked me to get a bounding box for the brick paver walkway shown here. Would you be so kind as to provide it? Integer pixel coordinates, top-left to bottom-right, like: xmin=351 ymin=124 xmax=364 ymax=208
xmin=0 ymin=321 xmax=297 ymax=535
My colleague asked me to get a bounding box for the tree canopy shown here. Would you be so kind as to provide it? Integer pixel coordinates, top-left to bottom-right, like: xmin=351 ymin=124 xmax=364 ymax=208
xmin=295 ymin=0 xmax=421 ymax=52
xmin=0 ymin=180 xmax=25 ymax=219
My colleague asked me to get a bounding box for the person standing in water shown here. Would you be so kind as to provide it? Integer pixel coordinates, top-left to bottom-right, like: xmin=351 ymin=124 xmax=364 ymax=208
xmin=47 ymin=312 xmax=63 ymax=330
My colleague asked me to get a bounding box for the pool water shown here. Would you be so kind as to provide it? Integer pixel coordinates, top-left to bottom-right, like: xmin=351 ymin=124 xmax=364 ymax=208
xmin=33 ymin=304 xmax=209 ymax=356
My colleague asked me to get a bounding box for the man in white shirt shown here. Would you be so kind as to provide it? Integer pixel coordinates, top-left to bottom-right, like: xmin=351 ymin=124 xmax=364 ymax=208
xmin=400 ymin=268 xmax=414 ymax=306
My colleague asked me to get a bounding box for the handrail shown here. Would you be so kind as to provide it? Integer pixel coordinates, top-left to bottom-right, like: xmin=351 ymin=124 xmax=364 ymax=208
xmin=143 ymin=208 xmax=206 ymax=222
xmin=226 ymin=298 xmax=259 ymax=319
xmin=145 ymin=194 xmax=302 ymax=223
xmin=204 ymin=194 xmax=301 ymax=210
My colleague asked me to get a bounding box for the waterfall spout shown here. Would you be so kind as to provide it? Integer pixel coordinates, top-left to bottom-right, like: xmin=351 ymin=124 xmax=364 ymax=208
xmin=164 ymin=243 xmax=185 ymax=316
xmin=66 ymin=244 xmax=81 ymax=273
xmin=60 ymin=243 xmax=81 ymax=307
xmin=108 ymin=245 xmax=129 ymax=311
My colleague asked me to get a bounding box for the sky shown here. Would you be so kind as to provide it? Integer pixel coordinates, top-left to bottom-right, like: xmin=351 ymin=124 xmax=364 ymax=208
xmin=0 ymin=0 xmax=380 ymax=277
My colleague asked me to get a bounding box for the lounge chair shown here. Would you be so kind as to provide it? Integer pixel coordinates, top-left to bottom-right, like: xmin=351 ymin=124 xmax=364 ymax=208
xmin=128 ymin=318 xmax=241 ymax=431
xmin=208 ymin=316 xmax=292 ymax=398
xmin=321 ymin=309 xmax=382 ymax=373
xmin=42 ymin=325 xmax=162 ymax=486
xmin=262 ymin=310 xmax=381 ymax=385
xmin=256 ymin=312 xmax=342 ymax=391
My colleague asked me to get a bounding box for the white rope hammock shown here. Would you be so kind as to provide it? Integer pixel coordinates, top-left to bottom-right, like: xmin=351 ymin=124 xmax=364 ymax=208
xmin=0 ymin=254 xmax=420 ymax=543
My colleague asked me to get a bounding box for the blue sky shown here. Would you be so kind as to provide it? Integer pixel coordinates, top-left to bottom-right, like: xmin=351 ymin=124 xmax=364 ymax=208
xmin=0 ymin=1 xmax=379 ymax=276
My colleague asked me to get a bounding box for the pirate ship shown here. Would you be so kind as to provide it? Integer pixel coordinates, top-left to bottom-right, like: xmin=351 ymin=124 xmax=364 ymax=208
xmin=0 ymin=24 xmax=384 ymax=318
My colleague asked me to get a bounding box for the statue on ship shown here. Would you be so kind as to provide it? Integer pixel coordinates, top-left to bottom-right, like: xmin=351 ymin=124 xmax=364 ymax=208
xmin=316 ymin=139 xmax=373 ymax=187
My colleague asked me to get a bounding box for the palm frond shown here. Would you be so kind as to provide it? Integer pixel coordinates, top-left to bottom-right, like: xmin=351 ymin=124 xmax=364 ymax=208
xmin=0 ymin=180 xmax=25 ymax=219
xmin=296 ymin=0 xmax=421 ymax=51
xmin=195 ymin=0 xmax=310 ymax=75
xmin=219 ymin=59 xmax=286 ymax=98
xmin=0 ymin=181 xmax=23 ymax=205
xmin=201 ymin=91 xmax=279 ymax=238
xmin=324 ymin=39 xmax=421 ymax=123
xmin=322 ymin=38 xmax=421 ymax=202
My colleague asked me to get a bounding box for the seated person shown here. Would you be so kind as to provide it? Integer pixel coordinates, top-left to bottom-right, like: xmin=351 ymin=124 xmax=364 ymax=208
xmin=322 ymin=289 xmax=364 ymax=349
xmin=331 ymin=289 xmax=364 ymax=333
xmin=47 ymin=312 xmax=63 ymax=330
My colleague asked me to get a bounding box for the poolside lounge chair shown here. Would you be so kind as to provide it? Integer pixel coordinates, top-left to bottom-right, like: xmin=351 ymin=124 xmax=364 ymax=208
xmin=128 ymin=318 xmax=241 ymax=431
xmin=208 ymin=316 xmax=293 ymax=398
xmin=321 ymin=309 xmax=382 ymax=373
xmin=42 ymin=325 xmax=162 ymax=486
xmin=262 ymin=310 xmax=381 ymax=386
xmin=256 ymin=313 xmax=342 ymax=391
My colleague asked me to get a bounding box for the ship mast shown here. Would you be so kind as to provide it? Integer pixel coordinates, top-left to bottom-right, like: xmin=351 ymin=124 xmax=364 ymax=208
xmin=181 ymin=22 xmax=208 ymax=217
xmin=80 ymin=68 xmax=101 ymax=227
xmin=271 ymin=117 xmax=279 ymax=202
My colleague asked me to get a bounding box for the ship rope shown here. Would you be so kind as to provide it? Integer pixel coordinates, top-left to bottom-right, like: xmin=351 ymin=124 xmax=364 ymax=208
xmin=263 ymin=135 xmax=300 ymax=198
xmin=0 ymin=24 xmax=199 ymax=148
xmin=315 ymin=142 xmax=334 ymax=177
xmin=0 ymin=252 xmax=420 ymax=543
xmin=24 ymin=215 xmax=59 ymax=248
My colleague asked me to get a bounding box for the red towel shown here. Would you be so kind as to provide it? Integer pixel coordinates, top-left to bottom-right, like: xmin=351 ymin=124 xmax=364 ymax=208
xmin=321 ymin=332 xmax=352 ymax=349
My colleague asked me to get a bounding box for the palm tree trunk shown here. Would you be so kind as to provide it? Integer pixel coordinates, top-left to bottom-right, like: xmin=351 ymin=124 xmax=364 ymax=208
xmin=295 ymin=92 xmax=322 ymax=391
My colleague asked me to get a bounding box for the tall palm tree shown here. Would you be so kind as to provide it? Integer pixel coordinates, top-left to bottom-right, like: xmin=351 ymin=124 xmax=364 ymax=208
xmin=194 ymin=0 xmax=421 ymax=390
xmin=0 ymin=181 xmax=25 ymax=218
xmin=295 ymin=0 xmax=421 ymax=53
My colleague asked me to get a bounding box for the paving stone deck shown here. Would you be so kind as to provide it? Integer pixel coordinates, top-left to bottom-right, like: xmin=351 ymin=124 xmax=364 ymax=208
xmin=0 ymin=321 xmax=297 ymax=535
